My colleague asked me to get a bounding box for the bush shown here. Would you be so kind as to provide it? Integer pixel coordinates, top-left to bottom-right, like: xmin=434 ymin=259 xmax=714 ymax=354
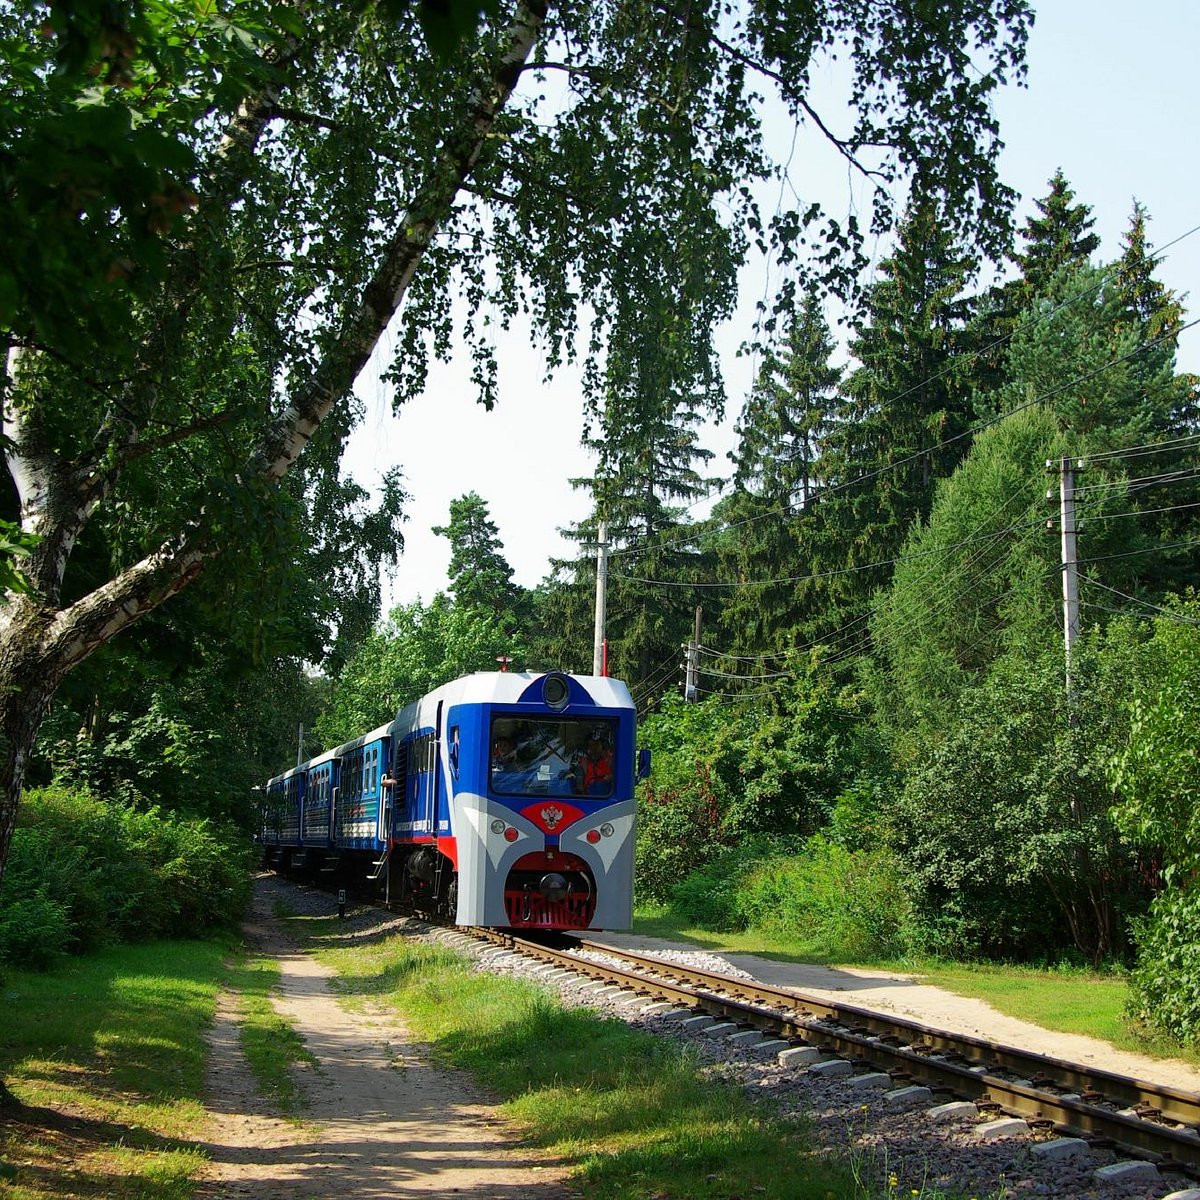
xmin=1127 ymin=884 xmax=1200 ymax=1045
xmin=635 ymin=781 xmax=728 ymax=906
xmin=0 ymin=894 xmax=70 ymax=968
xmin=667 ymin=841 xmax=784 ymax=931
xmin=0 ymin=785 xmax=254 ymax=968
xmin=666 ymin=835 xmax=915 ymax=961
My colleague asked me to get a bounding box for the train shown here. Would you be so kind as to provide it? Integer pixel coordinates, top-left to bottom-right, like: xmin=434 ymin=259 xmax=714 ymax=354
xmin=258 ymin=670 xmax=647 ymax=930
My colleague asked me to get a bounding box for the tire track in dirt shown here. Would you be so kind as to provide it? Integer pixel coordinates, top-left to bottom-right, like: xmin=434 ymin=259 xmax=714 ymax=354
xmin=196 ymin=878 xmax=576 ymax=1198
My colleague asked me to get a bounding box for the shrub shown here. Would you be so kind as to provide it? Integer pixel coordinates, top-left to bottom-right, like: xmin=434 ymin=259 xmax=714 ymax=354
xmin=1127 ymin=884 xmax=1200 ymax=1045
xmin=665 ymin=835 xmax=915 ymax=961
xmin=0 ymin=894 xmax=70 ymax=968
xmin=0 ymin=785 xmax=253 ymax=968
xmin=735 ymin=837 xmax=915 ymax=960
xmin=635 ymin=780 xmax=728 ymax=906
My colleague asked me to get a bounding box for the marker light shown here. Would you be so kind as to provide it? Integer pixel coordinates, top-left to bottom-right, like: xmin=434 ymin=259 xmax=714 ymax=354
xmin=585 ymin=829 xmax=602 ymax=844
xmin=503 ymin=827 xmax=520 ymax=843
xmin=490 ymin=819 xmax=506 ymax=834
xmin=599 ymin=822 xmax=614 ymax=838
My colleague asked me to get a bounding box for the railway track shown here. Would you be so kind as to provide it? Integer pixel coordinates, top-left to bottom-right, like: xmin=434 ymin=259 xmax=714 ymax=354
xmin=466 ymin=926 xmax=1200 ymax=1183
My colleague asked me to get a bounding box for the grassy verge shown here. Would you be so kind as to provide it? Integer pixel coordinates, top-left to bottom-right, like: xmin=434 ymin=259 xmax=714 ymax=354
xmin=0 ymin=939 xmax=229 ymax=1199
xmin=224 ymin=954 xmax=317 ymax=1115
xmin=632 ymin=906 xmax=1200 ymax=1069
xmin=305 ymin=915 xmax=903 ymax=1200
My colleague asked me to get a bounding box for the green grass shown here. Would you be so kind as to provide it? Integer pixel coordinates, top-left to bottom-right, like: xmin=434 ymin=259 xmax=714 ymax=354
xmin=303 ymin=913 xmax=1000 ymax=1200
xmin=0 ymin=938 xmax=230 ymax=1199
xmin=224 ymin=954 xmax=317 ymax=1114
xmin=632 ymin=905 xmax=1200 ymax=1069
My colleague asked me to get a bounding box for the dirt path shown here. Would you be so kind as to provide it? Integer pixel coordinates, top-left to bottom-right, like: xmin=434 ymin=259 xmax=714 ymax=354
xmin=196 ymin=879 xmax=575 ymax=1199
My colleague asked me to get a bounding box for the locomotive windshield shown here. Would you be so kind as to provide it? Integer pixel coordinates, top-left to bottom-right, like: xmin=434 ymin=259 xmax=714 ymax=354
xmin=490 ymin=716 xmax=616 ymax=798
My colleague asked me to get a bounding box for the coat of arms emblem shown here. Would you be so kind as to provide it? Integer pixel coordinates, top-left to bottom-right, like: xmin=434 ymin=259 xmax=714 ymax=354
xmin=540 ymin=805 xmax=564 ymax=831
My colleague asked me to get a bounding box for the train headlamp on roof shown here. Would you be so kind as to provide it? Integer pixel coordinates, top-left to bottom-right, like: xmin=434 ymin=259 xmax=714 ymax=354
xmin=542 ymin=673 xmax=570 ymax=710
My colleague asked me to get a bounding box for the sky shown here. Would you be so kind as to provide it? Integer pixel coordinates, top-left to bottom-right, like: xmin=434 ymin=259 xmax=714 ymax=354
xmin=344 ymin=1 xmax=1200 ymax=613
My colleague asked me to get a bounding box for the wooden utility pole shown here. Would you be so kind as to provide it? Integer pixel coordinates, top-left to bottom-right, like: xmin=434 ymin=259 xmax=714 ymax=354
xmin=592 ymin=520 xmax=608 ymax=677
xmin=1051 ymin=457 xmax=1081 ymax=698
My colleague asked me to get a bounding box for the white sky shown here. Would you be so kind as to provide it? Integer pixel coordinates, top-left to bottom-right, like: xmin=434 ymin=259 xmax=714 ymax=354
xmin=345 ymin=0 xmax=1200 ymax=611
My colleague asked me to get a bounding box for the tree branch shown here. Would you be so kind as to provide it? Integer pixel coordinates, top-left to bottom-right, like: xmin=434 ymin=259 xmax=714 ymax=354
xmin=41 ymin=536 xmax=211 ymax=675
xmin=256 ymin=0 xmax=548 ymax=482
xmin=266 ymin=104 xmax=346 ymax=132
xmin=650 ymin=0 xmax=889 ymax=185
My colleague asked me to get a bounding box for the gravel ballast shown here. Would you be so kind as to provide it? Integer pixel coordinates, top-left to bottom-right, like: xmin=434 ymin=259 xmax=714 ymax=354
xmin=269 ymin=877 xmax=1199 ymax=1200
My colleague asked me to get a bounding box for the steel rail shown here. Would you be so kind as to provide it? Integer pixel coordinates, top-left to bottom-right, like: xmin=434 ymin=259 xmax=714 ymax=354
xmin=577 ymin=938 xmax=1200 ymax=1130
xmin=469 ymin=930 xmax=1200 ymax=1177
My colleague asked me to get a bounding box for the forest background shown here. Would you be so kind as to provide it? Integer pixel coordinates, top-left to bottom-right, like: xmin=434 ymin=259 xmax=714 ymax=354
xmin=2 ymin=0 xmax=1199 ymax=1054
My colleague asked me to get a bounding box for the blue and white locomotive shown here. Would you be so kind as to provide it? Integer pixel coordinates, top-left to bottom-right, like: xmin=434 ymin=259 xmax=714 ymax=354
xmin=260 ymin=670 xmax=646 ymax=930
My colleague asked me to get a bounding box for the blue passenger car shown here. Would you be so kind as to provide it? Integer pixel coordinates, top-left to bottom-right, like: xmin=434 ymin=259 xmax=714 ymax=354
xmin=260 ymin=670 xmax=647 ymax=931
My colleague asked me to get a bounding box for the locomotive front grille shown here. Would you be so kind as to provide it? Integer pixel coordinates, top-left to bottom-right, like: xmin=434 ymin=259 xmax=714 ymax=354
xmin=503 ymin=852 xmax=597 ymax=928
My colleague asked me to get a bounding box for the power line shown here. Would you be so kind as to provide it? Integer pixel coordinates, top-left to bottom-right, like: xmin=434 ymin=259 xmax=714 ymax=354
xmin=604 ymin=313 xmax=1200 ymax=575
xmin=1078 ymin=535 xmax=1200 ymax=565
xmin=601 ymin=230 xmax=1200 ymax=568
xmin=1079 ymin=576 xmax=1200 ymax=626
xmin=1082 ymin=431 xmax=1200 ymax=463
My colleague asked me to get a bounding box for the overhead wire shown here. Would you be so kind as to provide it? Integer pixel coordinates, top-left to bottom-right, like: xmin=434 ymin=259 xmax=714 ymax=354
xmin=1079 ymin=575 xmax=1200 ymax=626
xmin=601 ymin=227 xmax=1200 ymax=569
xmin=606 ymin=312 xmax=1200 ymax=584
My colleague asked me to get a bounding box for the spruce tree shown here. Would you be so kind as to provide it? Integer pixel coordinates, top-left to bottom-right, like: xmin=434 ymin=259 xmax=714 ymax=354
xmin=432 ymin=492 xmax=524 ymax=622
xmin=793 ymin=197 xmax=979 ymax=646
xmin=1013 ymin=168 xmax=1101 ymax=301
xmin=715 ymin=294 xmax=842 ymax=657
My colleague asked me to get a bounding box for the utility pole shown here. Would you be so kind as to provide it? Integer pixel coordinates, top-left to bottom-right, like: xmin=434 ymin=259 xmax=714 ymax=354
xmin=683 ymin=606 xmax=701 ymax=702
xmin=1049 ymin=456 xmax=1081 ymax=699
xmin=296 ymin=724 xmax=305 ymax=768
xmin=592 ymin=520 xmax=608 ymax=677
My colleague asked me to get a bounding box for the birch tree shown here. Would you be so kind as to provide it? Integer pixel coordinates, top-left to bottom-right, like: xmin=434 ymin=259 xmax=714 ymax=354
xmin=0 ymin=0 xmax=1031 ymax=919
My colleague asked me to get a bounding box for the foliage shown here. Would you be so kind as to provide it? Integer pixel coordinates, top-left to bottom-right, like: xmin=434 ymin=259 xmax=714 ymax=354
xmin=713 ymin=293 xmax=842 ymax=655
xmin=633 ymin=695 xmax=747 ymax=902
xmin=432 ymin=492 xmax=525 ymax=621
xmin=1110 ymin=594 xmax=1200 ymax=1042
xmin=315 ymin=594 xmax=531 ymax=747
xmin=730 ymin=665 xmax=889 ymax=839
xmin=870 ymin=405 xmax=1067 ymax=752
xmin=891 ymin=645 xmax=1143 ymax=964
xmin=0 ymin=785 xmax=253 ymax=967
xmin=1126 ymin=888 xmax=1200 ymax=1045
xmin=35 ymin=649 xmax=326 ymax=825
xmin=665 ymin=835 xmax=914 ymax=961
xmin=633 ymin=682 xmax=889 ymax=906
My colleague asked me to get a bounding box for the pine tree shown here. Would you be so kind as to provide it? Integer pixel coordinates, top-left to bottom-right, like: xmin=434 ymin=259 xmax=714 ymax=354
xmin=793 ymin=197 xmax=979 ymax=646
xmin=714 ymin=295 xmax=842 ymax=657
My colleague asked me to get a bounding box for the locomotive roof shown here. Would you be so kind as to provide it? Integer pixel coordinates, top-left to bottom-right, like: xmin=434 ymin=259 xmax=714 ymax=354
xmin=265 ymin=671 xmax=634 ymax=786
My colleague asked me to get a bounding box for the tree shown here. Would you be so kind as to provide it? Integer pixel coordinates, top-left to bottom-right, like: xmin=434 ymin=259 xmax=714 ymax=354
xmin=892 ymin=644 xmax=1143 ymax=964
xmin=1012 ymin=168 xmax=1101 ymax=304
xmin=1110 ymin=596 xmax=1200 ymax=1042
xmin=870 ymin=405 xmax=1066 ymax=749
xmin=714 ymin=294 xmax=842 ymax=656
xmin=793 ymin=197 xmax=979 ymax=644
xmin=0 ymin=0 xmax=1033 ymax=916
xmin=315 ymin=595 xmax=530 ymax=746
xmin=432 ymin=492 xmax=524 ymax=620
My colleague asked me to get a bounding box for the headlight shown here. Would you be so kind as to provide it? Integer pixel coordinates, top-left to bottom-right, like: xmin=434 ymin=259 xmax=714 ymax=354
xmin=542 ymin=673 xmax=570 ymax=710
